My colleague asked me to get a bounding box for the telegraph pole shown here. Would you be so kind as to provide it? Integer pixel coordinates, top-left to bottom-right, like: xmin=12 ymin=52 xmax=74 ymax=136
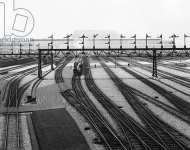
xmin=37 ymin=43 xmax=42 ymax=79
xmin=19 ymin=43 xmax=22 ymax=58
xmin=152 ymin=49 xmax=157 ymax=78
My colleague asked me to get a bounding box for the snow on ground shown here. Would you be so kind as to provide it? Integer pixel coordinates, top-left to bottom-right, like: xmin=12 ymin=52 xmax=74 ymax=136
xmin=162 ymin=60 xmax=182 ymax=64
xmin=91 ymin=60 xmax=143 ymax=126
xmin=162 ymin=59 xmax=190 ymax=64
xmin=139 ymin=97 xmax=190 ymax=138
xmin=90 ymin=62 xmax=102 ymax=67
xmin=118 ymin=61 xmax=129 ymax=66
xmin=20 ymin=65 xmax=54 ymax=92
xmin=64 ymin=99 xmax=105 ymax=150
xmin=0 ymin=115 xmax=5 ymax=148
xmin=158 ymin=66 xmax=190 ymax=78
xmin=36 ymin=64 xmax=105 ymax=150
xmin=19 ymin=75 xmax=37 ymax=88
xmin=41 ymin=65 xmax=56 ymax=72
xmin=0 ymin=80 xmax=9 ymax=105
xmin=59 ymin=60 xmax=75 ymax=91
xmin=9 ymin=64 xmax=37 ymax=74
xmin=0 ymin=65 xmax=20 ymax=71
xmin=108 ymin=61 xmax=176 ymax=108
xmin=81 ymin=76 xmax=121 ymax=135
xmin=128 ymin=66 xmax=190 ymax=104
xmin=113 ymin=59 xmax=190 ymax=138
xmin=20 ymin=114 xmax=32 ymax=150
xmin=137 ymin=61 xmax=151 ymax=65
xmin=185 ymin=67 xmax=190 ymax=70
xmin=19 ymin=65 xmax=56 ymax=105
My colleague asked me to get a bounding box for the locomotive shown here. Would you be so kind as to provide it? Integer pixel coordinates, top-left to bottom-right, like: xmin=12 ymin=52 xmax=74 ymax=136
xmin=73 ymin=59 xmax=83 ymax=76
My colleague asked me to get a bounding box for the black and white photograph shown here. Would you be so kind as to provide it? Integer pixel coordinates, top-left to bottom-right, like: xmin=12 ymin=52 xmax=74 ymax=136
xmin=0 ymin=0 xmax=190 ymax=149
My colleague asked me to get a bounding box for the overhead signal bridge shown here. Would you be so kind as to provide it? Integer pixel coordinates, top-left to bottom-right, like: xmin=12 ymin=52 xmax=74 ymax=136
xmin=0 ymin=34 xmax=190 ymax=79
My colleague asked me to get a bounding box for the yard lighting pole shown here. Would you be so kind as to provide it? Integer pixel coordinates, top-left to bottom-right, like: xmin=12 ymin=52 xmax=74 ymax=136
xmin=37 ymin=43 xmax=42 ymax=79
xmin=19 ymin=43 xmax=23 ymax=58
xmin=11 ymin=42 xmax=14 ymax=54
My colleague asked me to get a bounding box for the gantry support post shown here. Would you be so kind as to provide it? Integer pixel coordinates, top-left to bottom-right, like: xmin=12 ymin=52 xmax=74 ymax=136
xmin=48 ymin=35 xmax=54 ymax=70
xmin=51 ymin=50 xmax=54 ymax=70
xmin=152 ymin=49 xmax=157 ymax=78
xmin=29 ymin=43 xmax=32 ymax=55
xmin=38 ymin=49 xmax=42 ymax=79
xmin=19 ymin=43 xmax=22 ymax=58
xmin=11 ymin=42 xmax=14 ymax=55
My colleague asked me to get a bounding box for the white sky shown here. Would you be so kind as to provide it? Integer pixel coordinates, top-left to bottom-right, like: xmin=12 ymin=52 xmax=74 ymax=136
xmin=1 ymin=0 xmax=190 ymax=44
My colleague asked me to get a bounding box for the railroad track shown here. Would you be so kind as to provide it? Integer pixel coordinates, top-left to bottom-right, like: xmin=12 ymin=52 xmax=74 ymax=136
xmin=137 ymin=57 xmax=190 ymax=74
xmin=3 ymin=76 xmax=27 ymax=150
xmin=73 ymin=74 xmax=128 ymax=150
xmin=0 ymin=61 xmax=37 ymax=75
xmin=55 ymin=57 xmax=129 ymax=150
xmin=101 ymin=57 xmax=190 ymax=149
xmin=119 ymin=57 xmax=190 ymax=98
xmin=128 ymin=85 xmax=190 ymax=125
xmin=1 ymin=60 xmax=58 ymax=150
xmin=0 ymin=64 xmax=39 ymax=81
xmin=116 ymin=57 xmax=190 ymax=117
xmin=124 ymin=57 xmax=190 ymax=87
xmin=83 ymin=57 xmax=171 ymax=150
xmin=0 ymin=57 xmax=37 ymax=69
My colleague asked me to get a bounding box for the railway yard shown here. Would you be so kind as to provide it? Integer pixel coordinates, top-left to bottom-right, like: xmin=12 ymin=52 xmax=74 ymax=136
xmin=0 ymin=54 xmax=190 ymax=150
